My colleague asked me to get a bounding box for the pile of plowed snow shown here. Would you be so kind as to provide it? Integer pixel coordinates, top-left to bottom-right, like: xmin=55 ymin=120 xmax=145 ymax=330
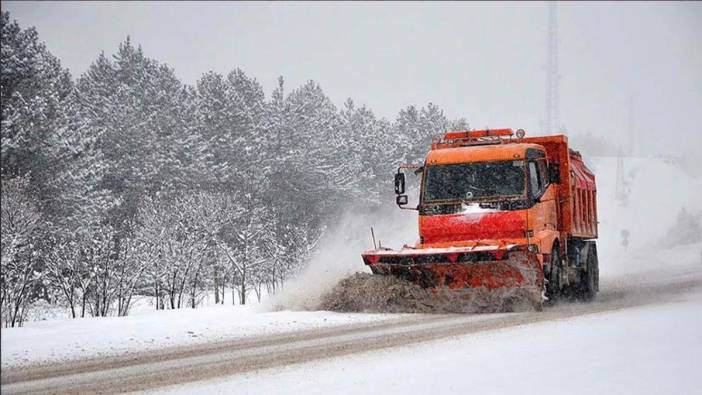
xmin=320 ymin=273 xmax=539 ymax=314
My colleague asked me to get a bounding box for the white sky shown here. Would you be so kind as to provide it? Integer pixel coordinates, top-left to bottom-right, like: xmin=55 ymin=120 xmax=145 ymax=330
xmin=3 ymin=1 xmax=701 ymax=156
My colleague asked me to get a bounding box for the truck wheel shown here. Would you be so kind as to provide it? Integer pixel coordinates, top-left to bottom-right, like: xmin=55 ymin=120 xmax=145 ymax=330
xmin=545 ymin=244 xmax=561 ymax=304
xmin=579 ymin=243 xmax=598 ymax=302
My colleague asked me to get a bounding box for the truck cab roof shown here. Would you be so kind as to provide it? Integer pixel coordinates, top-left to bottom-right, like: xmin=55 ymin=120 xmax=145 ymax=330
xmin=426 ymin=143 xmax=545 ymax=165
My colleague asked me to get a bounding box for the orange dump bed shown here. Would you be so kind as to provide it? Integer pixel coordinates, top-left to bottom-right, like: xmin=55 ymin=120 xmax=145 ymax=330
xmin=522 ymin=135 xmax=597 ymax=239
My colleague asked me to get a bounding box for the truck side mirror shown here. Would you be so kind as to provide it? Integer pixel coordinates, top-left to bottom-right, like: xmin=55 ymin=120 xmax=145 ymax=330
xmin=396 ymin=195 xmax=408 ymax=206
xmin=394 ymin=172 xmax=406 ymax=194
xmin=548 ymin=163 xmax=561 ymax=184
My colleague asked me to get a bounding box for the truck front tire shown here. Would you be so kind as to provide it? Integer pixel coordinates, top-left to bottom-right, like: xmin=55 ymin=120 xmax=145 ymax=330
xmin=545 ymin=243 xmax=561 ymax=303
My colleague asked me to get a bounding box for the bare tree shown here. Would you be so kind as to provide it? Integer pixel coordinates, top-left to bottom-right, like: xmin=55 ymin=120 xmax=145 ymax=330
xmin=137 ymin=192 xmax=230 ymax=309
xmin=44 ymin=236 xmax=83 ymax=318
xmin=1 ymin=177 xmax=42 ymax=327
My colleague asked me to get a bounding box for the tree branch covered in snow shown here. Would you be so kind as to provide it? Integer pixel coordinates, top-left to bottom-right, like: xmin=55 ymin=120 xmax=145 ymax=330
xmin=1 ymin=11 xmax=464 ymax=319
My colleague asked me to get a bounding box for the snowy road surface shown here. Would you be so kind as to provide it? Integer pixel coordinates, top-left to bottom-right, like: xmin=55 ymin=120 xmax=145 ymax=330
xmin=2 ymin=267 xmax=701 ymax=395
xmin=154 ymin=274 xmax=702 ymax=395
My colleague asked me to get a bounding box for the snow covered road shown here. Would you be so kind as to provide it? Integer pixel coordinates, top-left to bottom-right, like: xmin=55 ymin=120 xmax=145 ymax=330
xmin=155 ymin=273 xmax=702 ymax=395
xmin=2 ymin=267 xmax=701 ymax=395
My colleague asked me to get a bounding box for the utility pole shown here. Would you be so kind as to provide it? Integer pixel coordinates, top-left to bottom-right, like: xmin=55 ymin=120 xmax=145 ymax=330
xmin=626 ymin=91 xmax=635 ymax=156
xmin=545 ymin=1 xmax=561 ymax=135
xmin=615 ymin=147 xmax=629 ymax=207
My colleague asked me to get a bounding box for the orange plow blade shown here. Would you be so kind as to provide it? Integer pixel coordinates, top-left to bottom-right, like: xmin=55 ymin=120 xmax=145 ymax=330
xmin=361 ymin=247 xmax=545 ymax=311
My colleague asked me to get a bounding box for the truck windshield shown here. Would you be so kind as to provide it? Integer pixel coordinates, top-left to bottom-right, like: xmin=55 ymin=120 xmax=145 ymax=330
xmin=423 ymin=160 xmax=526 ymax=203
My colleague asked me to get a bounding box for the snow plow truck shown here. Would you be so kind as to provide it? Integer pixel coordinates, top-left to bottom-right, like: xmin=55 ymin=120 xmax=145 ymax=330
xmin=362 ymin=128 xmax=599 ymax=309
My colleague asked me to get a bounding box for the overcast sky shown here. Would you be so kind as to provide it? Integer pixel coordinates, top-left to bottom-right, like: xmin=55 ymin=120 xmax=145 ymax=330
xmin=3 ymin=1 xmax=701 ymax=156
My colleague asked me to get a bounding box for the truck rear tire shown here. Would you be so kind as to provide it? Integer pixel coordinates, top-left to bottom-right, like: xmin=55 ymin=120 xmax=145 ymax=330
xmin=578 ymin=242 xmax=598 ymax=302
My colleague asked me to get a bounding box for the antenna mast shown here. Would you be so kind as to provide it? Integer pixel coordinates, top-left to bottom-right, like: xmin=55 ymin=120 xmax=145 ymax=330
xmin=545 ymin=1 xmax=561 ymax=135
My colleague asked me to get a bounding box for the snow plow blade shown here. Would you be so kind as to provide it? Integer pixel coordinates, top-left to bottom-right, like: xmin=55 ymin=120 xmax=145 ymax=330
xmin=361 ymin=246 xmax=545 ymax=311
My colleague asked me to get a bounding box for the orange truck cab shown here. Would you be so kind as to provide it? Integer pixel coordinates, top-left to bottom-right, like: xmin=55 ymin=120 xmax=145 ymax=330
xmin=362 ymin=128 xmax=599 ymax=304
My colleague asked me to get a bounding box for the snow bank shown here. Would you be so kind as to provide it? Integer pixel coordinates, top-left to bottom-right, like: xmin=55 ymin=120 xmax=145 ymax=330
xmin=0 ymin=304 xmax=401 ymax=368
